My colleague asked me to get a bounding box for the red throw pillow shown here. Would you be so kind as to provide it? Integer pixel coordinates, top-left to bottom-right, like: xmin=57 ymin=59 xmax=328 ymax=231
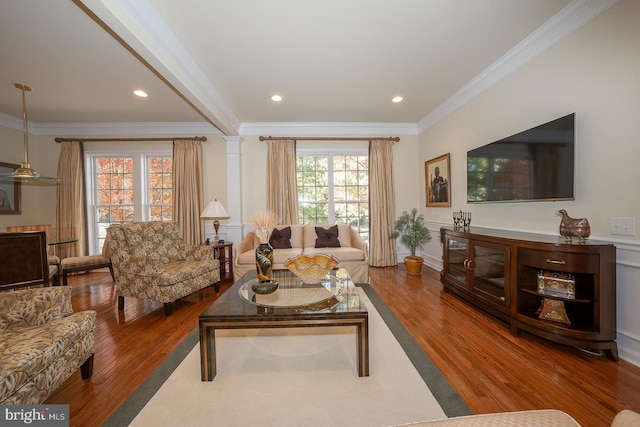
xmin=269 ymin=226 xmax=292 ymax=249
xmin=315 ymin=225 xmax=341 ymax=248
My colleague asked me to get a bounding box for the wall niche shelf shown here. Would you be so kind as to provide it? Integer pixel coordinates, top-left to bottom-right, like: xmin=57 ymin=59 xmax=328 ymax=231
xmin=440 ymin=226 xmax=618 ymax=361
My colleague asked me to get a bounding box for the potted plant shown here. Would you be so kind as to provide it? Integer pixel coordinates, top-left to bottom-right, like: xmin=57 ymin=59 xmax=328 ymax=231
xmin=391 ymin=208 xmax=432 ymax=274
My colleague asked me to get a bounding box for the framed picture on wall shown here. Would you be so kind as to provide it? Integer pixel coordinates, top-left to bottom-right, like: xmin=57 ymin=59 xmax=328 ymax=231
xmin=425 ymin=153 xmax=451 ymax=207
xmin=0 ymin=162 xmax=21 ymax=214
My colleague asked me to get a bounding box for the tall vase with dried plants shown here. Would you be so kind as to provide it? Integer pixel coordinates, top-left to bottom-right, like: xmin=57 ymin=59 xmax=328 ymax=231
xmin=252 ymin=211 xmax=277 ymax=281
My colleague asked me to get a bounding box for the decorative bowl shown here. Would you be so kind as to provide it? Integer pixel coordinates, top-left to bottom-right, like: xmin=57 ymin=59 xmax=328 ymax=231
xmin=251 ymin=280 xmax=279 ymax=295
xmin=284 ymin=254 xmax=340 ymax=284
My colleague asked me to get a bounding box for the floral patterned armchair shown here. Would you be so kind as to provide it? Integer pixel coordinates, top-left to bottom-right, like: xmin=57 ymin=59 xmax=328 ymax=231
xmin=107 ymin=222 xmax=220 ymax=316
xmin=0 ymin=287 xmax=96 ymax=404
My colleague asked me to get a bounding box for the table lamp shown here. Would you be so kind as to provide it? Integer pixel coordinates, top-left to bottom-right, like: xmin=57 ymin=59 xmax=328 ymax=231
xmin=201 ymin=199 xmax=230 ymax=243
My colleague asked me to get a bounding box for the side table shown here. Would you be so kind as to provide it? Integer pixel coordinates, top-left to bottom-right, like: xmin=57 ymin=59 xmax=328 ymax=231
xmin=211 ymin=242 xmax=233 ymax=283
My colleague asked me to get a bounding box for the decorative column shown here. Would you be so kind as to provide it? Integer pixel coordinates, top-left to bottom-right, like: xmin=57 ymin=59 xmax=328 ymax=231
xmin=224 ymin=136 xmax=244 ymax=245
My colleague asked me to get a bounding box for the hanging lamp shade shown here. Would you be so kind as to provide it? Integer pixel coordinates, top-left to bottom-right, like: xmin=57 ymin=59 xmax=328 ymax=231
xmin=0 ymin=84 xmax=59 ymax=184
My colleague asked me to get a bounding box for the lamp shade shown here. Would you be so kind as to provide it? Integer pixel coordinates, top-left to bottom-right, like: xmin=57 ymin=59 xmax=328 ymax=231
xmin=0 ymin=84 xmax=59 ymax=184
xmin=201 ymin=200 xmax=229 ymax=219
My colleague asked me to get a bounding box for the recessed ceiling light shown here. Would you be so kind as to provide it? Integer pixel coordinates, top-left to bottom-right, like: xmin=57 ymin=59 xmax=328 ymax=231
xmin=392 ymin=96 xmax=403 ymax=103
xmin=134 ymin=90 xmax=148 ymax=98
xmin=271 ymin=95 xmax=282 ymax=102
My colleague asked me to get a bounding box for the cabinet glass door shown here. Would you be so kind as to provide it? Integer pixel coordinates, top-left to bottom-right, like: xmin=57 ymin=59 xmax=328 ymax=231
xmin=446 ymin=237 xmax=468 ymax=285
xmin=470 ymin=242 xmax=508 ymax=305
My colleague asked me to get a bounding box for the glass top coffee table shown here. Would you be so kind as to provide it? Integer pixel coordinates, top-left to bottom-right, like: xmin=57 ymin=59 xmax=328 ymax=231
xmin=199 ymin=268 xmax=369 ymax=381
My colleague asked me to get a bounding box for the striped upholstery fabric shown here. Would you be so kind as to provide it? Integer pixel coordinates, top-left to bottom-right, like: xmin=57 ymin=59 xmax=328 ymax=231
xmin=60 ymin=234 xmax=113 ymax=286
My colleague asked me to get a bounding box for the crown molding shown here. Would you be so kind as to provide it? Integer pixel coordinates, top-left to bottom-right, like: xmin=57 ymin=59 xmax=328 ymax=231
xmin=0 ymin=112 xmax=23 ymax=132
xmin=0 ymin=114 xmax=222 ymax=137
xmin=417 ymin=0 xmax=620 ymax=133
xmin=39 ymin=121 xmax=222 ymax=137
xmin=1 ymin=115 xmax=415 ymax=137
xmin=239 ymin=122 xmax=418 ymax=137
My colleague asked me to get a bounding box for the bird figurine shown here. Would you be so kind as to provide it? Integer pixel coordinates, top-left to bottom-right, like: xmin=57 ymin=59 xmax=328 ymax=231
xmin=557 ymin=209 xmax=590 ymax=241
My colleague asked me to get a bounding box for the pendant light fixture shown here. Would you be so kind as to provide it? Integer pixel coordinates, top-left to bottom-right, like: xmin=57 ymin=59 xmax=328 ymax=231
xmin=0 ymin=83 xmax=59 ymax=184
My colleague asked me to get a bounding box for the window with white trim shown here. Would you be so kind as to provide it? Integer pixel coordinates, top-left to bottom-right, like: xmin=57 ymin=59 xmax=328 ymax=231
xmin=86 ymin=151 xmax=172 ymax=254
xmin=296 ymin=150 xmax=369 ymax=243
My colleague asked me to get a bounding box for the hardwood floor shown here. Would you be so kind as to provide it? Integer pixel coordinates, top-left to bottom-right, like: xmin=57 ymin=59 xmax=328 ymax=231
xmin=47 ymin=266 xmax=640 ymax=427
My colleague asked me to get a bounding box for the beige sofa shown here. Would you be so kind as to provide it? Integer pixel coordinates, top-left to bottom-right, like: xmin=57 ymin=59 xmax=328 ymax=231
xmin=234 ymin=224 xmax=369 ymax=283
xmin=395 ymin=409 xmax=640 ymax=426
xmin=0 ymin=287 xmax=96 ymax=404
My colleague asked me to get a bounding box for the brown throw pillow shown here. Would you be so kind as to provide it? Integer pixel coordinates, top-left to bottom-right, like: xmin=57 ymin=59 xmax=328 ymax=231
xmin=269 ymin=226 xmax=292 ymax=249
xmin=315 ymin=225 xmax=341 ymax=248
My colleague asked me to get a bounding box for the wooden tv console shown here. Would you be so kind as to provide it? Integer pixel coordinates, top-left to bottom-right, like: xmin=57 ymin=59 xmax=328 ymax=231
xmin=440 ymin=226 xmax=618 ymax=360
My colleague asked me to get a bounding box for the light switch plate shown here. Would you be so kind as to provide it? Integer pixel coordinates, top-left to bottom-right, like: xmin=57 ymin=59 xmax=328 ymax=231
xmin=609 ymin=217 xmax=636 ymax=236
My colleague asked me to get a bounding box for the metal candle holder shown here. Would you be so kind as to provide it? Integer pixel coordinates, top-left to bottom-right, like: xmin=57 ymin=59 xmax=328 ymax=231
xmin=453 ymin=211 xmax=471 ymax=230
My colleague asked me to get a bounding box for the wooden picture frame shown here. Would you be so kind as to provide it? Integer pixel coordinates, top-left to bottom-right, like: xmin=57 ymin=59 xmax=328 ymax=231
xmin=0 ymin=162 xmax=21 ymax=214
xmin=425 ymin=153 xmax=451 ymax=207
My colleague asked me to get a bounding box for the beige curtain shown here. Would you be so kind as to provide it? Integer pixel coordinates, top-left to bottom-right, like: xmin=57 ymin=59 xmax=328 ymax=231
xmin=56 ymin=141 xmax=86 ymax=257
xmin=172 ymin=139 xmax=204 ymax=245
xmin=368 ymin=139 xmax=397 ymax=266
xmin=266 ymin=139 xmax=299 ymax=224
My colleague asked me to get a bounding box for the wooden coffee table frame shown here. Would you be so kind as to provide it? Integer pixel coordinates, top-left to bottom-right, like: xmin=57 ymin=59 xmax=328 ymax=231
xmin=199 ymin=271 xmax=369 ymax=381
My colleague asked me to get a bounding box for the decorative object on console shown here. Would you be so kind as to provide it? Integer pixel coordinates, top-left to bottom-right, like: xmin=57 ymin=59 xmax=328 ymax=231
xmin=557 ymin=209 xmax=590 ymax=241
xmin=391 ymin=208 xmax=431 ymax=275
xmin=538 ymin=270 xmax=575 ymax=299
xmin=538 ymin=299 xmax=571 ymax=324
xmin=284 ymin=253 xmax=340 ymax=284
xmin=201 ymin=199 xmax=230 ymax=242
xmin=536 ymin=270 xmax=575 ymax=325
xmin=453 ymin=211 xmax=471 ymax=230
xmin=252 ymin=211 xmax=277 ymax=281
xmin=0 ymin=84 xmax=58 ymax=184
xmin=425 ymin=153 xmax=451 ymax=207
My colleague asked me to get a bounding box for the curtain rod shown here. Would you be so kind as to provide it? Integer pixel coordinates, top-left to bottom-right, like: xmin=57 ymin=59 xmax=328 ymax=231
xmin=54 ymin=136 xmax=207 ymax=143
xmin=258 ymin=136 xmax=399 ymax=142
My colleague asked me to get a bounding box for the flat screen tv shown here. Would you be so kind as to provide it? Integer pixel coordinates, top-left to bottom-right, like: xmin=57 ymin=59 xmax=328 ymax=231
xmin=467 ymin=113 xmax=575 ymax=203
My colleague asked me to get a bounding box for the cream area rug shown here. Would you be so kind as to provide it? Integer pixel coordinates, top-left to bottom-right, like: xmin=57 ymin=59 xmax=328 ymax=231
xmin=107 ymin=285 xmax=470 ymax=427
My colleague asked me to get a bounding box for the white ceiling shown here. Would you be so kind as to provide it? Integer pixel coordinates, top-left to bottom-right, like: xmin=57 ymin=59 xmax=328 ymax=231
xmin=0 ymin=0 xmax=617 ymax=137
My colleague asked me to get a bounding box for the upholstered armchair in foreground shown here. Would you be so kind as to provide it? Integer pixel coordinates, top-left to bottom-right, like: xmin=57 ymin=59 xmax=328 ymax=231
xmin=0 ymin=287 xmax=96 ymax=404
xmin=107 ymin=222 xmax=220 ymax=316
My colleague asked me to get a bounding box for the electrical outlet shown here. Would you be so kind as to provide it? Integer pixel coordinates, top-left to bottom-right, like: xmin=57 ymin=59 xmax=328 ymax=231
xmin=609 ymin=217 xmax=636 ymax=236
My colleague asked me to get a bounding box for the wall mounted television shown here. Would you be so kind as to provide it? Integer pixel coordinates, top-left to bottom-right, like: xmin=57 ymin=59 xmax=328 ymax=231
xmin=467 ymin=113 xmax=575 ymax=203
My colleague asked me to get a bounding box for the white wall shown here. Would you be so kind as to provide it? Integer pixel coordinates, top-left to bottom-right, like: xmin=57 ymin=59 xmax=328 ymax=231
xmin=418 ymin=0 xmax=640 ymax=365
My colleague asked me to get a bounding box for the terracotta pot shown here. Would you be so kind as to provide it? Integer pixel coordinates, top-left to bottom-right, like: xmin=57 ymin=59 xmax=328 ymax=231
xmin=404 ymin=255 xmax=424 ymax=275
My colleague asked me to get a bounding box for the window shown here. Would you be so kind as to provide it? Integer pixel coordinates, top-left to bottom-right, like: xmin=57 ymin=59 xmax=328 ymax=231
xmin=86 ymin=151 xmax=172 ymax=253
xmin=147 ymin=157 xmax=173 ymax=221
xmin=296 ymin=151 xmax=369 ymax=242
